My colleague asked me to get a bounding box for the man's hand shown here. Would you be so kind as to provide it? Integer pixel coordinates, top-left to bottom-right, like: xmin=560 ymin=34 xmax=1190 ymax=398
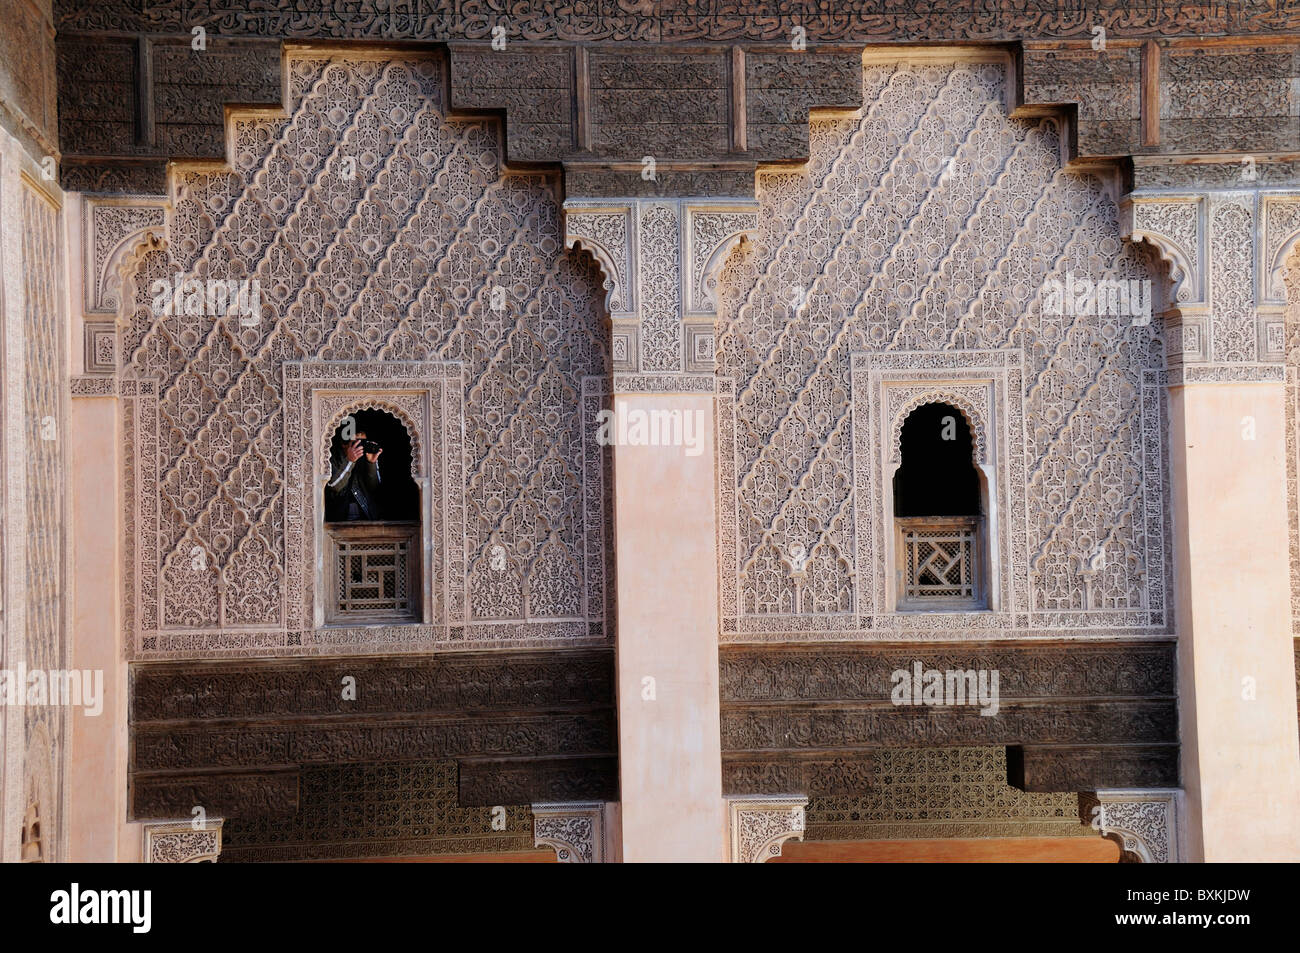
xmin=366 ymin=446 xmax=383 ymax=464
xmin=346 ymin=439 xmax=364 ymax=463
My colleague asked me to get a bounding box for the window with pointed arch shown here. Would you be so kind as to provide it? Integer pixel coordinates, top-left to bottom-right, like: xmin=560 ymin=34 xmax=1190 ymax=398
xmin=323 ymin=408 xmax=422 ymax=623
xmin=892 ymin=402 xmax=988 ymax=610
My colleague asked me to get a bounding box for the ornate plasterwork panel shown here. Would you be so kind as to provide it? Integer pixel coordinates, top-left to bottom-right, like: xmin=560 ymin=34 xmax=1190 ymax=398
xmin=856 ymin=352 xmax=1022 ymax=628
xmin=726 ymin=795 xmax=807 ymax=863
xmin=4 ymin=173 xmax=69 ymax=862
xmin=716 ymin=55 xmax=1170 ymax=642
xmin=1260 ymin=195 xmax=1300 ymax=308
xmin=1080 ymin=789 xmax=1183 ymax=863
xmin=117 ymin=52 xmax=610 ymax=658
xmin=566 ymin=199 xmax=757 ymax=380
xmin=1124 ymin=189 xmax=1300 ymax=379
xmin=83 ymin=197 xmax=167 ymax=315
xmin=532 ymin=801 xmax=605 ymax=863
xmin=80 ymin=198 xmax=168 ymax=385
xmin=144 ymin=820 xmax=223 ymax=863
xmin=1123 ymin=195 xmax=1204 ymax=307
xmin=1260 ymin=194 xmax=1300 ymax=365
xmin=1282 ymin=253 xmax=1300 ymax=633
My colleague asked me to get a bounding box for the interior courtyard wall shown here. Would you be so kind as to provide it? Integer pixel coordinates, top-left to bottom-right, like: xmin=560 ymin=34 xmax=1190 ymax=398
xmin=714 ymin=52 xmax=1170 ymax=642
xmin=116 ymin=50 xmax=611 ymax=660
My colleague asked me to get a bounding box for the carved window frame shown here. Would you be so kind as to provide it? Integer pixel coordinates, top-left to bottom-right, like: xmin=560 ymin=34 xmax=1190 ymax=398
xmin=853 ymin=350 xmax=1028 ymax=631
xmin=284 ymin=360 xmax=465 ymax=645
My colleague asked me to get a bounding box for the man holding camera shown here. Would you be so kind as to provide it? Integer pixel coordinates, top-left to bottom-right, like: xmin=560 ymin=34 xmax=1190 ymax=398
xmin=326 ymin=431 xmax=384 ymax=521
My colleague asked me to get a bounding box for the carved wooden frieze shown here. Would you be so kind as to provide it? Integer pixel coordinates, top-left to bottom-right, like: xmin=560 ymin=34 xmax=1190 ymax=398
xmin=1010 ymin=744 xmax=1178 ymax=792
xmin=459 ymin=756 xmax=618 ymax=807
xmin=1161 ymin=45 xmax=1300 ymax=156
xmin=805 ymin=746 xmax=1094 ymax=842
xmin=721 ymin=642 xmax=1178 ymax=795
xmin=56 ymin=1 xmax=1262 ymax=43
xmin=56 ymin=4 xmax=1300 ymax=193
xmin=129 ymin=649 xmax=617 ymax=821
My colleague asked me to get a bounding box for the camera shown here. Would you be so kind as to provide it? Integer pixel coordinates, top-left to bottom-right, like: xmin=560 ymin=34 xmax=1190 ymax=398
xmin=361 ymin=439 xmax=382 ymax=454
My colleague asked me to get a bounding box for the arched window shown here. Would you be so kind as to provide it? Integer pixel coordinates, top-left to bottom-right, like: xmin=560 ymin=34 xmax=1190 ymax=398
xmin=21 ymin=802 xmax=41 ymax=862
xmin=323 ymin=409 xmax=422 ymax=623
xmin=893 ymin=402 xmax=986 ymax=609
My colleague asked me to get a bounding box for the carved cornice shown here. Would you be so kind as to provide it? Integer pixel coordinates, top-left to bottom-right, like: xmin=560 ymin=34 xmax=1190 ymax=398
xmin=70 ymin=375 xmax=117 ymax=398
xmin=1080 ymin=789 xmax=1184 ymax=863
xmin=532 ymin=801 xmax=605 ymax=863
xmin=727 ymin=795 xmax=807 ymax=863
xmin=143 ymin=820 xmax=224 ymax=863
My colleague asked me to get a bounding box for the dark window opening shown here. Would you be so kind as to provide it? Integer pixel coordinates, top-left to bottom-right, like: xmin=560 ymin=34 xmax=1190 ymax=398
xmin=893 ymin=402 xmax=986 ymax=609
xmin=324 ymin=409 xmax=421 ymax=624
xmin=893 ymin=403 xmax=981 ymax=517
xmin=325 ymin=409 xmax=419 ymax=522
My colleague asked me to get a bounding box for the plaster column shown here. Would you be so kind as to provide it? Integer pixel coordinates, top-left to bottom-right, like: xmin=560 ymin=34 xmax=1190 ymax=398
xmin=66 ymin=192 xmax=166 ymax=861
xmin=1125 ymin=190 xmax=1300 ymax=861
xmin=610 ymin=390 xmax=722 ymax=861
xmin=567 ymin=198 xmax=756 ymax=862
xmin=68 ymin=388 xmax=130 ymax=861
xmin=1169 ymin=379 xmax=1300 ymax=860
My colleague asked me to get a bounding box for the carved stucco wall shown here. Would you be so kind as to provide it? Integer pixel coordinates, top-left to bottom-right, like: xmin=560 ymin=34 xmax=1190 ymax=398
xmin=715 ymin=53 xmax=1170 ymax=641
xmin=117 ymin=51 xmax=610 ymax=658
xmin=19 ymin=182 xmax=66 ymax=861
xmin=1281 ymin=245 xmax=1300 ymax=672
xmin=0 ymin=129 xmax=68 ymax=862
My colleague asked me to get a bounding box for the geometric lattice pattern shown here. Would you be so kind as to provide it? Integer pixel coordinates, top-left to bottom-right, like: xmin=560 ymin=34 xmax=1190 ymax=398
xmin=901 ymin=518 xmax=977 ymax=602
xmin=118 ymin=52 xmax=609 ymax=656
xmin=806 ymin=748 xmax=1090 ymax=842
xmin=715 ymin=54 xmax=1170 ymax=639
xmin=330 ymin=528 xmax=416 ymax=621
xmin=218 ymin=761 xmax=535 ymax=863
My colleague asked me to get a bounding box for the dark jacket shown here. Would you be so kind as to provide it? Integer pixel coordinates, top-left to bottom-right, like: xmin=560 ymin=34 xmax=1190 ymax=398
xmin=326 ymin=453 xmax=383 ymax=521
